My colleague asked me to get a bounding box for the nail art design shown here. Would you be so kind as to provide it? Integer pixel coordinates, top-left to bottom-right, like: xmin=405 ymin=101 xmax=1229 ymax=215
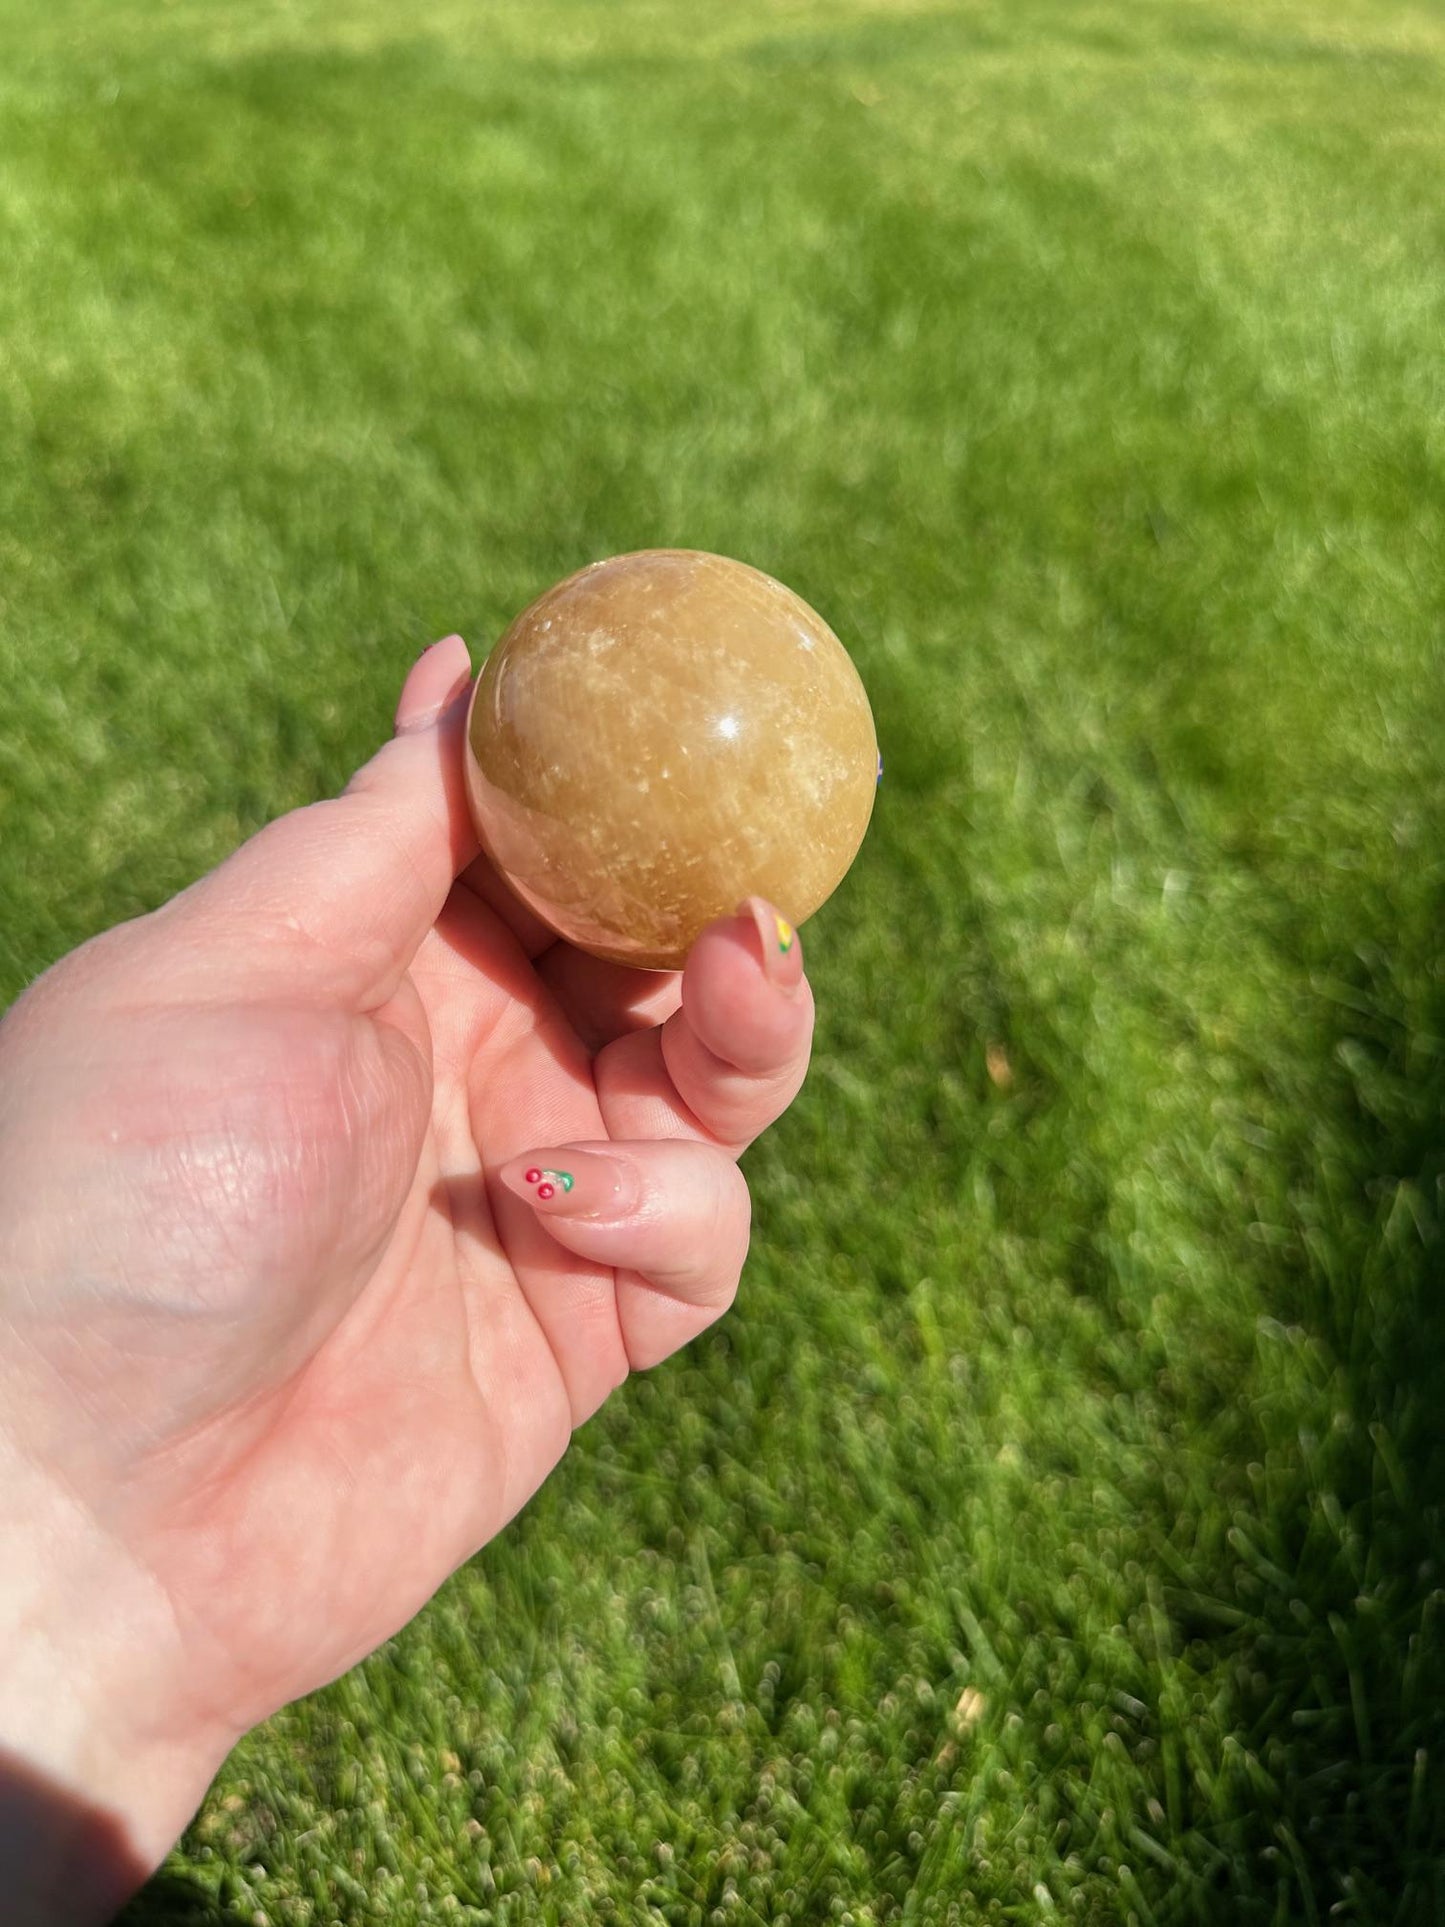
xmin=523 ymin=1166 xmax=575 ymax=1203
xmin=506 ymin=1149 xmax=638 ymax=1219
xmin=736 ymin=896 xmax=804 ymax=992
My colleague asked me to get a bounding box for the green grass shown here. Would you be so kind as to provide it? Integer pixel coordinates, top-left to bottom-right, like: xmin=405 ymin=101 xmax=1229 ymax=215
xmin=3 ymin=0 xmax=1444 ymax=1917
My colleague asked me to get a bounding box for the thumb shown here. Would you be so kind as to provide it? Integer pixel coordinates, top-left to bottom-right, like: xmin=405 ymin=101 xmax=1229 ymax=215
xmin=392 ymin=632 xmax=474 ymax=736
xmin=173 ymin=636 xmax=480 ymax=1010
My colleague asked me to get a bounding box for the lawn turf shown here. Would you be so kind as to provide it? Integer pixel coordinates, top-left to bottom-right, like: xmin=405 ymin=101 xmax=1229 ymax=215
xmin=2 ymin=0 xmax=1444 ymax=1919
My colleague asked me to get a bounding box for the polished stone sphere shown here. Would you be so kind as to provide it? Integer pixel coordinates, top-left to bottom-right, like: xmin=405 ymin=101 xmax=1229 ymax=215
xmin=464 ymin=549 xmax=878 ymax=969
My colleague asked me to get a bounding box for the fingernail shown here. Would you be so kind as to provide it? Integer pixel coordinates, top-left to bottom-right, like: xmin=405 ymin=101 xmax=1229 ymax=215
xmin=416 ymin=633 xmax=463 ymax=664
xmin=737 ymin=896 xmax=804 ymax=995
xmin=499 ymin=1147 xmax=640 ymax=1221
xmin=395 ymin=656 xmax=473 ymax=735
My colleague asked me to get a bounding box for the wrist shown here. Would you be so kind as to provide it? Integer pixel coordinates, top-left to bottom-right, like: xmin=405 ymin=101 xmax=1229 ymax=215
xmin=0 ymin=1439 xmax=233 ymax=1925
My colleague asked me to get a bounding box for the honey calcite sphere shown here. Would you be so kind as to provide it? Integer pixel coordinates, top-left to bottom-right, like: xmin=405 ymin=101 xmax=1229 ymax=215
xmin=464 ymin=549 xmax=878 ymax=969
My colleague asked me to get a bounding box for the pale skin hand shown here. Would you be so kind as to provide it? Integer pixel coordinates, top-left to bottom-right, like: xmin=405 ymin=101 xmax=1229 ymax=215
xmin=0 ymin=636 xmax=815 ymax=1924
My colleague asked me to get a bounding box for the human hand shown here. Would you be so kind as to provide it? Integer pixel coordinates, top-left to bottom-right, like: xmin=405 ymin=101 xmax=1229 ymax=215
xmin=0 ymin=636 xmax=814 ymax=1923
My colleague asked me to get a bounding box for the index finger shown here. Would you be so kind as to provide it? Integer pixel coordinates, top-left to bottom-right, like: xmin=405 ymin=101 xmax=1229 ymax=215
xmin=593 ymin=899 xmax=815 ymax=1154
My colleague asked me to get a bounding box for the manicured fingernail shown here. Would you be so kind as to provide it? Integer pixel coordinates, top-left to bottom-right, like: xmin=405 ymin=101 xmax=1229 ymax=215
xmin=499 ymin=1148 xmax=640 ymax=1221
xmin=737 ymin=896 xmax=804 ymax=995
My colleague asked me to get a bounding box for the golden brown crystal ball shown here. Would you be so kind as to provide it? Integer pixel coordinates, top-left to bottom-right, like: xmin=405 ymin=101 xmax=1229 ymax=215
xmin=464 ymin=549 xmax=878 ymax=969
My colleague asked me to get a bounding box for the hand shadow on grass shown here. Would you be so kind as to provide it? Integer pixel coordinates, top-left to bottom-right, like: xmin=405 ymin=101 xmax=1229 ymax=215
xmin=115 ymin=1869 xmax=226 ymax=1925
xmin=1164 ymin=910 xmax=1445 ymax=1919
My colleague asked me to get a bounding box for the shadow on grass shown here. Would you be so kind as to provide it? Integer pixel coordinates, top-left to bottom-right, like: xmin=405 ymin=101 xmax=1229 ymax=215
xmin=1170 ymin=890 xmax=1445 ymax=1922
xmin=116 ymin=1870 xmax=226 ymax=1926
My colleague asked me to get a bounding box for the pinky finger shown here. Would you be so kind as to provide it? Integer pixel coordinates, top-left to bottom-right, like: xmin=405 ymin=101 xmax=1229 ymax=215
xmin=497 ymin=1138 xmax=751 ymax=1369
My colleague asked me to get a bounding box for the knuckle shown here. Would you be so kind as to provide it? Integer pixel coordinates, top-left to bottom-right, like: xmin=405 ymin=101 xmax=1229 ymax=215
xmin=703 ymin=1155 xmax=752 ymax=1282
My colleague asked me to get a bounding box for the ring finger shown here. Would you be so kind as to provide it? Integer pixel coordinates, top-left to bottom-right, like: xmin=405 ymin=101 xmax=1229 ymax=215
xmin=498 ymin=1137 xmax=751 ymax=1372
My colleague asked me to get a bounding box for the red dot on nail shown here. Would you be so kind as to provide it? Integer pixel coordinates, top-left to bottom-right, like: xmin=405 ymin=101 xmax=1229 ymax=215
xmin=524 ymin=1168 xmax=542 ymax=1184
xmin=537 ymin=1183 xmax=555 ymax=1201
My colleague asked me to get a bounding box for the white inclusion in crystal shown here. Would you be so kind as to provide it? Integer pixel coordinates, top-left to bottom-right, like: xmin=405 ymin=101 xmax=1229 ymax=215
xmin=714 ymin=713 xmax=741 ymax=741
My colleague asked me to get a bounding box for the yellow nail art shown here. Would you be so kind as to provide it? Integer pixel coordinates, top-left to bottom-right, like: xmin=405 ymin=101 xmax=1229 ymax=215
xmin=775 ymin=916 xmax=795 ymax=954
